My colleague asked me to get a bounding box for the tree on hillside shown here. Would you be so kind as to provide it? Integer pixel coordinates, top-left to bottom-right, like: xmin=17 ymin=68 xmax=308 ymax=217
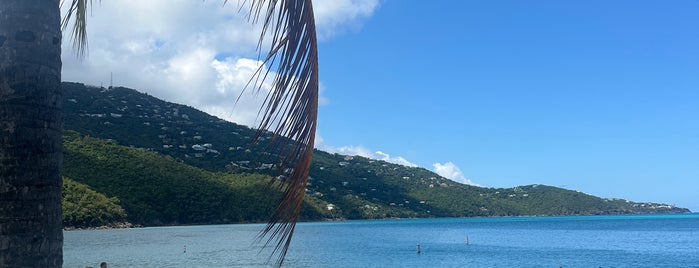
xmin=0 ymin=0 xmax=318 ymax=266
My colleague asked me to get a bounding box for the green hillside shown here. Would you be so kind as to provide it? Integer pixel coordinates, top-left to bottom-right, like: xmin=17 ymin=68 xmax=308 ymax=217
xmin=62 ymin=82 xmax=272 ymax=172
xmin=60 ymin=82 xmax=689 ymax=227
xmin=62 ymin=131 xmax=328 ymax=227
xmin=304 ymin=151 xmax=685 ymax=218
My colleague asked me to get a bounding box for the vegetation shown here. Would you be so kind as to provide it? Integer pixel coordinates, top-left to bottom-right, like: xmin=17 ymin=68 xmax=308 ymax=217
xmin=305 ymin=151 xmax=688 ymax=218
xmin=62 ymin=131 xmax=328 ymax=227
xmin=62 ymin=177 xmax=127 ymax=228
xmin=60 ymin=82 xmax=689 ymax=228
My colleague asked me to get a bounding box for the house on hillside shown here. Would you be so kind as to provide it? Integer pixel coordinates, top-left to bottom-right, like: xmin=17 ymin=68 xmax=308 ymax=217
xmin=258 ymin=163 xmax=274 ymax=169
xmin=192 ymin=144 xmax=205 ymax=151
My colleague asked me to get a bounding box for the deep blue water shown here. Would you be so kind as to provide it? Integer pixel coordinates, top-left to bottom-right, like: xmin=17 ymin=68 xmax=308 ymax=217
xmin=64 ymin=214 xmax=699 ymax=267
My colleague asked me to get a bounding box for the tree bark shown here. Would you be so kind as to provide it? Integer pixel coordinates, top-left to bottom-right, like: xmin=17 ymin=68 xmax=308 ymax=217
xmin=0 ymin=0 xmax=64 ymax=267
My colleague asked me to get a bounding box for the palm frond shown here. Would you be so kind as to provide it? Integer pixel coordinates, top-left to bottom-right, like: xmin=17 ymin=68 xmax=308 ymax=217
xmin=240 ymin=0 xmax=319 ymax=266
xmin=61 ymin=0 xmax=98 ymax=59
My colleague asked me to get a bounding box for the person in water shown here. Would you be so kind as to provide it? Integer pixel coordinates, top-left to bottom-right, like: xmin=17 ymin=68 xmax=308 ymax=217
xmin=100 ymin=262 xmax=107 ymax=268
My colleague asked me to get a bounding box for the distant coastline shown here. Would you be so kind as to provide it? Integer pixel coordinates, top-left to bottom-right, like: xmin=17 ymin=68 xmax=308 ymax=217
xmin=64 ymin=222 xmax=139 ymax=231
xmin=63 ymin=212 xmax=695 ymax=231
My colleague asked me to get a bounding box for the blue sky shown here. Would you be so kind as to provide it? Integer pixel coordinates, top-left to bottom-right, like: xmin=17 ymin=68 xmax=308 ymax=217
xmin=62 ymin=1 xmax=698 ymax=211
xmin=318 ymin=1 xmax=698 ymax=210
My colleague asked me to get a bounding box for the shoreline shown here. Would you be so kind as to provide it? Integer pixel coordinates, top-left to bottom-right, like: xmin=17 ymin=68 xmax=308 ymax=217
xmin=64 ymin=222 xmax=140 ymax=231
xmin=64 ymin=212 xmax=696 ymax=231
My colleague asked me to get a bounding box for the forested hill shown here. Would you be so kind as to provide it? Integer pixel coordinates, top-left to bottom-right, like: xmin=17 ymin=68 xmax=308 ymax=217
xmin=60 ymin=82 xmax=690 ymax=228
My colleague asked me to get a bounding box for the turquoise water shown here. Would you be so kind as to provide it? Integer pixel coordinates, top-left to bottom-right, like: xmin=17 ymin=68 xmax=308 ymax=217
xmin=64 ymin=214 xmax=699 ymax=267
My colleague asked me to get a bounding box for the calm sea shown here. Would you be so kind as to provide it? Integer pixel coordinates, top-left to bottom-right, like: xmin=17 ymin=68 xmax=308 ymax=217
xmin=64 ymin=214 xmax=699 ymax=267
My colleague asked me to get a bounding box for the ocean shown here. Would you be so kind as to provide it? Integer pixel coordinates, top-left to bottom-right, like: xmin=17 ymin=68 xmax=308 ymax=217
xmin=64 ymin=214 xmax=699 ymax=267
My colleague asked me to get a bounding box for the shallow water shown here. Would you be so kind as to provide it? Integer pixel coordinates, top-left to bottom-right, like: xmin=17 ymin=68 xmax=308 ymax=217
xmin=64 ymin=214 xmax=699 ymax=267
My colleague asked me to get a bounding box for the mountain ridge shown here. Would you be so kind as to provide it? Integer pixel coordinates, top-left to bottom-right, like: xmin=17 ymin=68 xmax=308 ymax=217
xmin=60 ymin=82 xmax=690 ymax=227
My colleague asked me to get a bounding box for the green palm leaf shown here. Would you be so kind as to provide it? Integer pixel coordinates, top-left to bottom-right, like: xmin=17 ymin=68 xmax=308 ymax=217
xmin=60 ymin=0 xmax=97 ymax=59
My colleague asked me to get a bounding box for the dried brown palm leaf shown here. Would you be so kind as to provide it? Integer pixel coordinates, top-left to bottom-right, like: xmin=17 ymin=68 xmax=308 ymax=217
xmin=242 ymin=0 xmax=319 ymax=266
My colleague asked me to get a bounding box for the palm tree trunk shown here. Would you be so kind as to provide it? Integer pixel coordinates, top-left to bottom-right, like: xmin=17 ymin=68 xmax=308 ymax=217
xmin=0 ymin=0 xmax=64 ymax=267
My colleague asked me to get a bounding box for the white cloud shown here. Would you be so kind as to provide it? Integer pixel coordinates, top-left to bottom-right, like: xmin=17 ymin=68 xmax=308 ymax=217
xmin=375 ymin=151 xmax=417 ymax=167
xmin=314 ymin=0 xmax=381 ymax=39
xmin=209 ymin=57 xmax=270 ymax=126
xmin=433 ymin=162 xmax=479 ymax=186
xmin=315 ymin=133 xmax=417 ymax=167
xmin=60 ymin=0 xmax=379 ymax=127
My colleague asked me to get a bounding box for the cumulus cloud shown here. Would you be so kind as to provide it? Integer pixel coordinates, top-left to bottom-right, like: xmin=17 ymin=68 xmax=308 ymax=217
xmin=315 ymin=134 xmax=417 ymax=167
xmin=433 ymin=162 xmax=479 ymax=186
xmin=314 ymin=0 xmax=381 ymax=39
xmin=374 ymin=151 xmax=417 ymax=167
xmin=60 ymin=0 xmax=379 ymax=127
xmin=332 ymin=146 xmax=417 ymax=167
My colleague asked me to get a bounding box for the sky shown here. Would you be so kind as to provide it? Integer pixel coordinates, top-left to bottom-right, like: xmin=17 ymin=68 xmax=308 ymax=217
xmin=61 ymin=1 xmax=698 ymax=212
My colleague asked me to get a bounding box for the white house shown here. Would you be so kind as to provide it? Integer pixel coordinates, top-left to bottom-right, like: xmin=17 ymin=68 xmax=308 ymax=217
xmin=192 ymin=144 xmax=205 ymax=151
